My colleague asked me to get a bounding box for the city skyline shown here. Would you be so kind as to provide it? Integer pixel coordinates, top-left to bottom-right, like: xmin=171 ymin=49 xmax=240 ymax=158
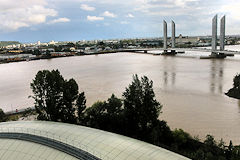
xmin=0 ymin=0 xmax=240 ymax=42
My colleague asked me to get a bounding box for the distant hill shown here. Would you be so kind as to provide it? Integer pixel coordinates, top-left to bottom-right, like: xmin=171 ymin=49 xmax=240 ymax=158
xmin=0 ymin=41 xmax=21 ymax=47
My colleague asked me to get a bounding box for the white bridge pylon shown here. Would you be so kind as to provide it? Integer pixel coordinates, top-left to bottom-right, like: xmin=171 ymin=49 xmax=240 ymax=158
xmin=163 ymin=20 xmax=177 ymax=55
xmin=212 ymin=15 xmax=226 ymax=53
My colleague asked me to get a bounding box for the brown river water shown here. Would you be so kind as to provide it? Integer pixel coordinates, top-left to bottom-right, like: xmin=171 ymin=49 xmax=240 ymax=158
xmin=0 ymin=46 xmax=240 ymax=144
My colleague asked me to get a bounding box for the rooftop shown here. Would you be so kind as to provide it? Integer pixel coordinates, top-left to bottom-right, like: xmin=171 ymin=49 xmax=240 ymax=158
xmin=0 ymin=121 xmax=190 ymax=160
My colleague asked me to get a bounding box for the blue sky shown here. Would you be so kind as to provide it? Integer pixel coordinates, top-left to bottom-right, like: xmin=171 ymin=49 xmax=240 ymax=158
xmin=0 ymin=0 xmax=239 ymax=42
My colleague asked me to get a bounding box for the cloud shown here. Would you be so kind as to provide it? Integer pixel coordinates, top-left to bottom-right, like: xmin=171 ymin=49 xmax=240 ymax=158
xmin=120 ymin=21 xmax=129 ymax=24
xmin=134 ymin=0 xmax=200 ymax=14
xmin=48 ymin=17 xmax=70 ymax=24
xmin=126 ymin=13 xmax=134 ymax=18
xmin=104 ymin=23 xmax=110 ymax=26
xmin=80 ymin=4 xmax=95 ymax=11
xmin=1 ymin=0 xmax=240 ymax=37
xmin=171 ymin=0 xmax=199 ymax=7
xmin=87 ymin=15 xmax=104 ymax=21
xmin=0 ymin=0 xmax=57 ymax=31
xmin=102 ymin=11 xmax=116 ymax=18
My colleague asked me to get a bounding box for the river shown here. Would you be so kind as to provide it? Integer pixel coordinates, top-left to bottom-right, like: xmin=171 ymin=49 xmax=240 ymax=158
xmin=0 ymin=45 xmax=240 ymax=144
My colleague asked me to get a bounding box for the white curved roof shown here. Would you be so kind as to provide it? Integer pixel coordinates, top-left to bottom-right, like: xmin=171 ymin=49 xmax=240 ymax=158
xmin=0 ymin=121 xmax=190 ymax=160
xmin=0 ymin=139 xmax=78 ymax=160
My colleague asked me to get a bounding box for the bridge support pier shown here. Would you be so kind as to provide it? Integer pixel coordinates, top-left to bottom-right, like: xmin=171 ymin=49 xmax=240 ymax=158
xmin=201 ymin=15 xmax=234 ymax=59
xmin=161 ymin=20 xmax=178 ymax=56
xmin=162 ymin=49 xmax=177 ymax=55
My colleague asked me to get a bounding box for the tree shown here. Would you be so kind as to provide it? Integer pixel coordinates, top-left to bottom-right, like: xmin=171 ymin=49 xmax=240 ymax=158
xmin=82 ymin=94 xmax=124 ymax=133
xmin=54 ymin=46 xmax=63 ymax=52
xmin=60 ymin=78 xmax=79 ymax=123
xmin=173 ymin=129 xmax=191 ymax=146
xmin=218 ymin=138 xmax=225 ymax=149
xmin=122 ymin=74 xmax=162 ymax=137
xmin=150 ymin=120 xmax=172 ymax=146
xmin=106 ymin=94 xmax=122 ymax=115
xmin=0 ymin=108 xmax=6 ymax=122
xmin=33 ymin=49 xmax=41 ymax=56
xmin=204 ymin=135 xmax=217 ymax=147
xmin=226 ymin=140 xmax=234 ymax=160
xmin=30 ymin=69 xmax=85 ymax=123
xmin=84 ymin=101 xmax=106 ymax=128
xmin=46 ymin=50 xmax=51 ymax=57
xmin=77 ymin=92 xmax=86 ymax=123
xmin=226 ymin=74 xmax=240 ymax=99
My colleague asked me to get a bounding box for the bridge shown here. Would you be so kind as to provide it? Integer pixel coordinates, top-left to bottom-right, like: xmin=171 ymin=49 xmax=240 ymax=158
xmin=121 ymin=15 xmax=240 ymax=59
xmin=117 ymin=47 xmax=240 ymax=56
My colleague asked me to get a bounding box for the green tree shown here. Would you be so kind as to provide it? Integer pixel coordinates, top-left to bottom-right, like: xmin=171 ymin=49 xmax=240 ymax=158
xmin=30 ymin=69 xmax=85 ymax=123
xmin=226 ymin=74 xmax=240 ymax=99
xmin=22 ymin=107 xmax=34 ymax=117
xmin=204 ymin=135 xmax=217 ymax=147
xmin=83 ymin=94 xmax=124 ymax=133
xmin=173 ymin=129 xmax=191 ymax=146
xmin=150 ymin=120 xmax=172 ymax=146
xmin=218 ymin=138 xmax=225 ymax=149
xmin=106 ymin=94 xmax=122 ymax=115
xmin=33 ymin=49 xmax=41 ymax=56
xmin=226 ymin=140 xmax=234 ymax=160
xmin=0 ymin=108 xmax=6 ymax=122
xmin=233 ymin=74 xmax=240 ymax=88
xmin=77 ymin=92 xmax=86 ymax=123
xmin=54 ymin=46 xmax=63 ymax=52
xmin=84 ymin=101 xmax=106 ymax=128
xmin=31 ymin=70 xmax=64 ymax=121
xmin=46 ymin=50 xmax=51 ymax=57
xmin=122 ymin=74 xmax=162 ymax=137
xmin=60 ymin=79 xmax=79 ymax=123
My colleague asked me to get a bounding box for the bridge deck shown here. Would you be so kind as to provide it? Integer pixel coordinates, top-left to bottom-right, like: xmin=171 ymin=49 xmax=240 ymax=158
xmin=121 ymin=48 xmax=240 ymax=55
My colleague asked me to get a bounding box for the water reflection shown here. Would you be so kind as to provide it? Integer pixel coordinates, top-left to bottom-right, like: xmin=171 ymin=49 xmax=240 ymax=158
xmin=162 ymin=57 xmax=176 ymax=87
xmin=210 ymin=60 xmax=224 ymax=94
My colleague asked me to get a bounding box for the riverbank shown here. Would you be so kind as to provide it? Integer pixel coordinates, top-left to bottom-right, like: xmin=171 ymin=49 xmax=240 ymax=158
xmin=0 ymin=48 xmax=159 ymax=65
xmin=4 ymin=107 xmax=37 ymax=121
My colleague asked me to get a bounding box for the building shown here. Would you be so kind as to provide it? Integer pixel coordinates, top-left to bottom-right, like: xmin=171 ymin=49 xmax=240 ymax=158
xmin=0 ymin=121 xmax=189 ymax=160
xmin=176 ymin=34 xmax=200 ymax=44
xmin=49 ymin=40 xmax=57 ymax=45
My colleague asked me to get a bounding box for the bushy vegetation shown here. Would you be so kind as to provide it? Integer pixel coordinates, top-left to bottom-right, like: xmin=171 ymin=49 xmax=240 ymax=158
xmin=30 ymin=70 xmax=85 ymax=123
xmin=0 ymin=41 xmax=20 ymax=47
xmin=30 ymin=70 xmax=240 ymax=159
xmin=226 ymin=74 xmax=240 ymax=99
xmin=0 ymin=108 xmax=7 ymax=122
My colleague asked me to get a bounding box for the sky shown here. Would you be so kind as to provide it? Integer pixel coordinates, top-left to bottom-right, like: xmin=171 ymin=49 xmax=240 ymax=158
xmin=0 ymin=0 xmax=239 ymax=42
